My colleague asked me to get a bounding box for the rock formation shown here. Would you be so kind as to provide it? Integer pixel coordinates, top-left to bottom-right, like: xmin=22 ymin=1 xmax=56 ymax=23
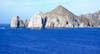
xmin=79 ymin=10 xmax=100 ymax=27
xmin=10 ymin=16 xmax=20 ymax=28
xmin=28 ymin=14 xmax=43 ymax=29
xmin=10 ymin=16 xmax=25 ymax=28
xmin=43 ymin=5 xmax=81 ymax=28
xmin=10 ymin=5 xmax=100 ymax=28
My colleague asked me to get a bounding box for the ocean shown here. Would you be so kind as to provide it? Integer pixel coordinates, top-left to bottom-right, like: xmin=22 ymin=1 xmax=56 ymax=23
xmin=0 ymin=24 xmax=100 ymax=54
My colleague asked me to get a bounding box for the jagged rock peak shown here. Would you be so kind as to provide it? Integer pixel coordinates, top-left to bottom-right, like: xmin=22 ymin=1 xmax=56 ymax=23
xmin=56 ymin=5 xmax=66 ymax=10
xmin=46 ymin=5 xmax=75 ymax=17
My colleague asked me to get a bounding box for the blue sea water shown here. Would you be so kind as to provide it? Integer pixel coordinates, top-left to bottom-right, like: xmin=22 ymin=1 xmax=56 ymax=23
xmin=0 ymin=24 xmax=100 ymax=54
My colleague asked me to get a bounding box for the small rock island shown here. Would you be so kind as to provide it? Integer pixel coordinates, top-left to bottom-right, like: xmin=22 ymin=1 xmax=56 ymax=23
xmin=10 ymin=5 xmax=100 ymax=29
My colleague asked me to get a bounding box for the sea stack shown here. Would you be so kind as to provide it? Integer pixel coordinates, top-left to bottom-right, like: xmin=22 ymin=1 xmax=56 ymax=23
xmin=10 ymin=16 xmax=25 ymax=28
xmin=10 ymin=16 xmax=20 ymax=28
xmin=28 ymin=14 xmax=43 ymax=29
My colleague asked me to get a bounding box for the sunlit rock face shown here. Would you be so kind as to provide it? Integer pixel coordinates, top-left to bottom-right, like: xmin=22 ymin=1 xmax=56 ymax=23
xmin=28 ymin=14 xmax=43 ymax=29
xmin=10 ymin=16 xmax=20 ymax=28
xmin=10 ymin=16 xmax=25 ymax=28
xmin=45 ymin=16 xmax=66 ymax=28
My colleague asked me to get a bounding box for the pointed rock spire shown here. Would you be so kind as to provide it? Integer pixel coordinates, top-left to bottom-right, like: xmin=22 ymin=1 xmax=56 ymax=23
xmin=46 ymin=5 xmax=75 ymax=17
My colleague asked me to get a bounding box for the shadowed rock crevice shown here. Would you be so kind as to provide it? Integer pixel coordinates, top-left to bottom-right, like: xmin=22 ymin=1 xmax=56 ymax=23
xmin=42 ymin=17 xmax=47 ymax=28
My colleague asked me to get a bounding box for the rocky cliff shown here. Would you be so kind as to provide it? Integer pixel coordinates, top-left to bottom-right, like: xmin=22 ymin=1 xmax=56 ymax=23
xmin=10 ymin=5 xmax=100 ymax=28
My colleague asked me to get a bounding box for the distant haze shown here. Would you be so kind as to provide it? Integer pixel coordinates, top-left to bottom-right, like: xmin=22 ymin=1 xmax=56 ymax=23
xmin=0 ymin=0 xmax=100 ymax=24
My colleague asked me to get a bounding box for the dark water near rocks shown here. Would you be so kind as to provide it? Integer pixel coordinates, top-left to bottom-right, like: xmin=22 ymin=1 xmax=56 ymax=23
xmin=0 ymin=24 xmax=100 ymax=54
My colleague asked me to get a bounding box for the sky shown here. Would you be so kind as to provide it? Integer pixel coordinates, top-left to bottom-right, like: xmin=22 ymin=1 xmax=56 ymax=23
xmin=0 ymin=0 xmax=100 ymax=24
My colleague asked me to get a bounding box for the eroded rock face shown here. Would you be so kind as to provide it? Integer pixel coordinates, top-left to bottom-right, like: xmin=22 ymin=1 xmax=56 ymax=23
xmin=45 ymin=17 xmax=66 ymax=28
xmin=10 ymin=16 xmax=25 ymax=28
xmin=28 ymin=14 xmax=43 ymax=29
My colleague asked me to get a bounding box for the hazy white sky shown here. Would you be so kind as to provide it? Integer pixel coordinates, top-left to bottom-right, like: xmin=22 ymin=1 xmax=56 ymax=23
xmin=0 ymin=0 xmax=100 ymax=24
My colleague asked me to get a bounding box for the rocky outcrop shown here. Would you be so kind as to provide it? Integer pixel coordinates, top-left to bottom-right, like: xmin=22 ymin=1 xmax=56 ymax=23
xmin=44 ymin=5 xmax=100 ymax=28
xmin=10 ymin=16 xmax=25 ymax=28
xmin=28 ymin=14 xmax=43 ymax=29
xmin=10 ymin=16 xmax=20 ymax=28
xmin=43 ymin=5 xmax=81 ymax=28
xmin=79 ymin=10 xmax=100 ymax=27
xmin=10 ymin=5 xmax=100 ymax=28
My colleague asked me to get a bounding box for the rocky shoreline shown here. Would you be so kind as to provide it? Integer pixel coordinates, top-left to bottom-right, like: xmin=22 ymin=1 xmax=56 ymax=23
xmin=10 ymin=5 xmax=100 ymax=29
